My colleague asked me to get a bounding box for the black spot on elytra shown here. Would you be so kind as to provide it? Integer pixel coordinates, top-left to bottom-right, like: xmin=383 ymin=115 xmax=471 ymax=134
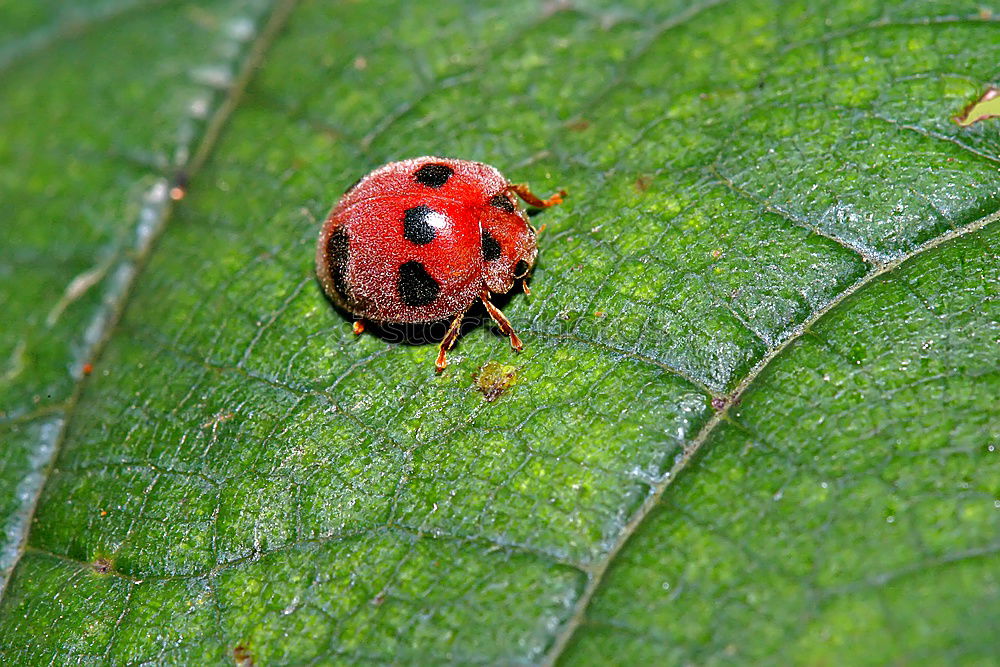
xmin=398 ymin=260 xmax=440 ymax=306
xmin=414 ymin=163 xmax=453 ymax=188
xmin=481 ymin=230 xmax=502 ymax=261
xmin=489 ymin=193 xmax=515 ymax=213
xmin=403 ymin=205 xmax=439 ymax=245
xmin=326 ymin=226 xmax=351 ymax=299
xmin=514 ymin=260 xmax=530 ymax=278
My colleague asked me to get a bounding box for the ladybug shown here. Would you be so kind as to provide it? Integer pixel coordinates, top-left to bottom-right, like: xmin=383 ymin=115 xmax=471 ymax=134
xmin=316 ymin=156 xmax=565 ymax=372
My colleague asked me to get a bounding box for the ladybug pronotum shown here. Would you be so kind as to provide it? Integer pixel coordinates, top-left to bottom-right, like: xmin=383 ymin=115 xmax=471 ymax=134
xmin=316 ymin=156 xmax=565 ymax=372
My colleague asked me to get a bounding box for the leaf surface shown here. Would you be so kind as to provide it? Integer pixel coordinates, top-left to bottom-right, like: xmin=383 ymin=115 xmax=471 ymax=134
xmin=1 ymin=0 xmax=998 ymax=663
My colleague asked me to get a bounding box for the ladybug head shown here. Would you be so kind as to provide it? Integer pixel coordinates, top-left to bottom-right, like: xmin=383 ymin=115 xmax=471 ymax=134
xmin=480 ymin=193 xmax=537 ymax=295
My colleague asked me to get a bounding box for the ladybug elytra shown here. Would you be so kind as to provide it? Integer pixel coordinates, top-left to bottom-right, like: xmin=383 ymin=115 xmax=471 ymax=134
xmin=316 ymin=156 xmax=565 ymax=372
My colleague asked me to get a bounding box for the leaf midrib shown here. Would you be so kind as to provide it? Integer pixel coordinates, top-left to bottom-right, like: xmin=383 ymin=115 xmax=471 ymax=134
xmin=0 ymin=0 xmax=299 ymax=605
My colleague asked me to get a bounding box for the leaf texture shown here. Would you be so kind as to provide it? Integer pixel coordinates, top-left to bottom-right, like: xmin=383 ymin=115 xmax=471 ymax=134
xmin=0 ymin=0 xmax=998 ymax=663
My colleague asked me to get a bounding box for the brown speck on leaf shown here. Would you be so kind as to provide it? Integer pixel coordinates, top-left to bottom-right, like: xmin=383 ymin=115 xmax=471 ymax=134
xmin=711 ymin=397 xmax=727 ymax=410
xmin=371 ymin=591 xmax=387 ymax=606
xmin=634 ymin=175 xmax=652 ymax=192
xmin=566 ymin=117 xmax=590 ymax=132
xmin=233 ymin=643 xmax=254 ymax=667
xmin=201 ymin=412 xmax=235 ymax=429
xmin=92 ymin=557 xmax=112 ymax=574
xmin=473 ymin=362 xmax=518 ymax=402
xmin=954 ymin=87 xmax=1000 ymax=127
xmin=170 ymin=171 xmax=189 ymax=201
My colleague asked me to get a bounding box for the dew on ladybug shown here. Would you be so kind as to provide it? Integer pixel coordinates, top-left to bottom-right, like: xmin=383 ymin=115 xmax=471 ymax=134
xmin=316 ymin=156 xmax=566 ymax=372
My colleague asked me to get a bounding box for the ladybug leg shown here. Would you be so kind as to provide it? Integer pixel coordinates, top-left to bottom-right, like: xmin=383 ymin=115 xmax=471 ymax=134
xmin=353 ymin=320 xmax=365 ymax=335
xmin=481 ymin=290 xmax=523 ymax=352
xmin=435 ymin=312 xmax=466 ymax=373
xmin=508 ymin=184 xmax=567 ymax=208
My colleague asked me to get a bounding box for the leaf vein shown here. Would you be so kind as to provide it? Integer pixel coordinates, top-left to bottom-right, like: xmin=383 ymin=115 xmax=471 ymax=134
xmin=543 ymin=204 xmax=1000 ymax=666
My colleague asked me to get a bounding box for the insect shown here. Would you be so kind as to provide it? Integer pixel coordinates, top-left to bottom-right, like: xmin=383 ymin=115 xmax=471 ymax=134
xmin=316 ymin=156 xmax=565 ymax=372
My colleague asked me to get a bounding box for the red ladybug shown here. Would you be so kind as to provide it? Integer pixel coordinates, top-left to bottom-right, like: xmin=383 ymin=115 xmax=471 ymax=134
xmin=316 ymin=156 xmax=565 ymax=372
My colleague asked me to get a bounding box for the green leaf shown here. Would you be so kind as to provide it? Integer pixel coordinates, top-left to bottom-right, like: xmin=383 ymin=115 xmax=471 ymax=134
xmin=2 ymin=0 xmax=998 ymax=664
xmin=560 ymin=222 xmax=1000 ymax=664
